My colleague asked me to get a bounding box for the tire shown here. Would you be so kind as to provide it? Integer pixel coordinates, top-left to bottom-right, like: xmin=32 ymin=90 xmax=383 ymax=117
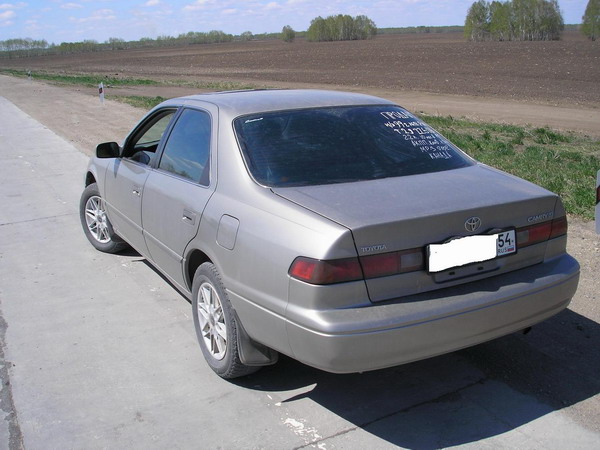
xmin=192 ymin=263 xmax=259 ymax=379
xmin=79 ymin=183 xmax=128 ymax=253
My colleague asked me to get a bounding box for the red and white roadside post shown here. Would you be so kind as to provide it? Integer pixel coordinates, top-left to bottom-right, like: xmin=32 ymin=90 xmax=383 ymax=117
xmin=99 ymin=82 xmax=105 ymax=105
xmin=596 ymin=170 xmax=600 ymax=234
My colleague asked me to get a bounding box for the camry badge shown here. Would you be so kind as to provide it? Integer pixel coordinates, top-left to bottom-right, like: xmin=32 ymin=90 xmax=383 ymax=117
xmin=527 ymin=211 xmax=553 ymax=223
xmin=465 ymin=217 xmax=482 ymax=232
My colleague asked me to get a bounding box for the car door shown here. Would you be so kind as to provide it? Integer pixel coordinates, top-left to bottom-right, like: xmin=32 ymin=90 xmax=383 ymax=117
xmin=141 ymin=106 xmax=216 ymax=288
xmin=103 ymin=109 xmax=177 ymax=256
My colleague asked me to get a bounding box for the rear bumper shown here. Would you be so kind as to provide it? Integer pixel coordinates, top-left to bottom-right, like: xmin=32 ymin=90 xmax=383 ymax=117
xmin=285 ymin=254 xmax=579 ymax=373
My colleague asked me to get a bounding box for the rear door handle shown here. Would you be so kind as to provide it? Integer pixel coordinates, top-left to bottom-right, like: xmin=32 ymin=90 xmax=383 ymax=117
xmin=132 ymin=185 xmax=141 ymax=197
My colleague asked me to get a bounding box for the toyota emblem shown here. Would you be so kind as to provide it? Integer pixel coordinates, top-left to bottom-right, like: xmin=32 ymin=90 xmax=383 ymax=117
xmin=465 ymin=217 xmax=481 ymax=232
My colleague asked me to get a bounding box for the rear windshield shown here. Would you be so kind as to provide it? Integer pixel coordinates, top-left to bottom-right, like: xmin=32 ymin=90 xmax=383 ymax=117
xmin=234 ymin=105 xmax=473 ymax=187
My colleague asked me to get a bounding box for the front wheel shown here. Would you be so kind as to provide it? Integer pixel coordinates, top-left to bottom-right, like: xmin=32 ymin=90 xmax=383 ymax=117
xmin=79 ymin=183 xmax=127 ymax=253
xmin=192 ymin=263 xmax=259 ymax=379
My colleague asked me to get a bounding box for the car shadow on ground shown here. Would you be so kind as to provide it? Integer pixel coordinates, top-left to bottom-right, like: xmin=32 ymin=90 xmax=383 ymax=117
xmin=117 ymin=248 xmax=142 ymax=258
xmin=235 ymin=308 xmax=600 ymax=448
xmin=130 ymin=253 xmax=598 ymax=446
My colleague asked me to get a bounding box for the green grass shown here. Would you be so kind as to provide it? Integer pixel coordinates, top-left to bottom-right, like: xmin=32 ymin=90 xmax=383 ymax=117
xmin=112 ymin=95 xmax=167 ymax=109
xmin=187 ymin=80 xmax=260 ymax=91
xmin=0 ymin=68 xmax=157 ymax=87
xmin=420 ymin=114 xmax=600 ymax=220
xmin=0 ymin=68 xmax=262 ymax=91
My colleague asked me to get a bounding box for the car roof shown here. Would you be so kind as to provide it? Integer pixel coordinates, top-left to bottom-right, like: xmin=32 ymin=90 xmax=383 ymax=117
xmin=156 ymin=89 xmax=396 ymax=118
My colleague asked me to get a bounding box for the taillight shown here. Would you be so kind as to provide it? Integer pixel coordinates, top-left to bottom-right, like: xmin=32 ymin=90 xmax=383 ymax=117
xmin=517 ymin=222 xmax=551 ymax=248
xmin=360 ymin=248 xmax=424 ymax=278
xmin=289 ymin=247 xmax=425 ymax=285
xmin=596 ymin=185 xmax=600 ymax=205
xmin=517 ymin=216 xmax=567 ymax=248
xmin=288 ymin=257 xmax=363 ymax=285
xmin=550 ymin=216 xmax=568 ymax=239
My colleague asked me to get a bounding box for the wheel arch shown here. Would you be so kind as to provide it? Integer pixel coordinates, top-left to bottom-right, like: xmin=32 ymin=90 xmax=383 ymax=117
xmin=189 ymin=253 xmax=278 ymax=370
xmin=85 ymin=171 xmax=96 ymax=187
xmin=185 ymin=248 xmax=212 ymax=292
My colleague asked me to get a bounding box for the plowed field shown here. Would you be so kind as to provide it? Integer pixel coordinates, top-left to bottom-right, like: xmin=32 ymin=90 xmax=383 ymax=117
xmin=2 ymin=30 xmax=599 ymax=107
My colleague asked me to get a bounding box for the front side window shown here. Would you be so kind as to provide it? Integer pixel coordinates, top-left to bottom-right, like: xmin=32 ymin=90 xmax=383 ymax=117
xmin=234 ymin=105 xmax=473 ymax=187
xmin=158 ymin=109 xmax=211 ymax=185
xmin=124 ymin=110 xmax=176 ymax=165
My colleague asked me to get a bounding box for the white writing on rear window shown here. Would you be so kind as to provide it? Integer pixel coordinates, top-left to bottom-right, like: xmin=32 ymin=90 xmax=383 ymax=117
xmin=380 ymin=111 xmax=454 ymax=161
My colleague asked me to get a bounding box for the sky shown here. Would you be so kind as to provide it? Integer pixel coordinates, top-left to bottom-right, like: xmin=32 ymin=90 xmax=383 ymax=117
xmin=0 ymin=0 xmax=590 ymax=44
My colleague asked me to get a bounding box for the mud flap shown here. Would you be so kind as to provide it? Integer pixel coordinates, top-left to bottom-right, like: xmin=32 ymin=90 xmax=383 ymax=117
xmin=234 ymin=311 xmax=279 ymax=366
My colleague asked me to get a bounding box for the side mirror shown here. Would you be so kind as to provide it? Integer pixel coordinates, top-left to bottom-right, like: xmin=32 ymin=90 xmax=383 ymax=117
xmin=96 ymin=142 xmax=120 ymax=158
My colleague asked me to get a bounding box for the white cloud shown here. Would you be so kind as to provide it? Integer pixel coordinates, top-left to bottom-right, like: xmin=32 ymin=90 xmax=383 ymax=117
xmin=61 ymin=3 xmax=83 ymax=9
xmin=0 ymin=2 xmax=26 ymax=10
xmin=183 ymin=0 xmax=215 ymax=12
xmin=70 ymin=8 xmax=116 ymax=23
xmin=144 ymin=0 xmax=159 ymax=6
xmin=0 ymin=9 xmax=15 ymax=19
xmin=222 ymin=8 xmax=236 ymax=15
xmin=25 ymin=18 xmax=40 ymax=31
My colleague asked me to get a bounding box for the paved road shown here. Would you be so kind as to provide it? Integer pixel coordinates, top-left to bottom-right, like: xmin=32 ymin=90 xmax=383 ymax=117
xmin=1 ymin=96 xmax=599 ymax=449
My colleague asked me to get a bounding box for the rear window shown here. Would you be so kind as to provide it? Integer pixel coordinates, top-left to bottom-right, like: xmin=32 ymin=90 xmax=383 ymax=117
xmin=234 ymin=105 xmax=473 ymax=187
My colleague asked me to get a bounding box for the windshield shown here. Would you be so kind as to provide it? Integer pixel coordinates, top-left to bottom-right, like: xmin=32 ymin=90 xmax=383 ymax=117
xmin=234 ymin=105 xmax=473 ymax=187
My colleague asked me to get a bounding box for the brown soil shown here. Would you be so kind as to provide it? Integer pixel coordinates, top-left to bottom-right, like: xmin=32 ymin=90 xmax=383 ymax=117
xmin=3 ymin=30 xmax=599 ymax=137
xmin=3 ymin=31 xmax=599 ymax=107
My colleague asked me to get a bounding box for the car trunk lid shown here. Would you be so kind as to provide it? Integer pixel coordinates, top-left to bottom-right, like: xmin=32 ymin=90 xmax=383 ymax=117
xmin=274 ymin=164 xmax=559 ymax=302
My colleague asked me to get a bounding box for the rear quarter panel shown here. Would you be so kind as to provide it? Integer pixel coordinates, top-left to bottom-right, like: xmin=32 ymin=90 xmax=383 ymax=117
xmin=190 ymin=118 xmax=360 ymax=355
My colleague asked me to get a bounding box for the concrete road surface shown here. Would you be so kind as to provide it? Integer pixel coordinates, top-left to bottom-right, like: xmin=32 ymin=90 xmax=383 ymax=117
xmin=1 ymin=95 xmax=599 ymax=449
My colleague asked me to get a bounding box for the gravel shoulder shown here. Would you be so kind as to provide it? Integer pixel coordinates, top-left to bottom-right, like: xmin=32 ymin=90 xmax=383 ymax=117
xmin=0 ymin=75 xmax=144 ymax=155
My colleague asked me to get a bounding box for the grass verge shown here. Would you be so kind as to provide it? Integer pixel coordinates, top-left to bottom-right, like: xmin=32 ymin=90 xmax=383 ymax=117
xmin=420 ymin=113 xmax=600 ymax=220
xmin=0 ymin=68 xmax=261 ymax=91
xmin=112 ymin=95 xmax=167 ymax=109
xmin=1 ymin=68 xmax=157 ymax=87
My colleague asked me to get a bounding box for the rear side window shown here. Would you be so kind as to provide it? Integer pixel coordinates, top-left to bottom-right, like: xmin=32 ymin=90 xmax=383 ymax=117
xmin=234 ymin=105 xmax=473 ymax=187
xmin=159 ymin=108 xmax=211 ymax=185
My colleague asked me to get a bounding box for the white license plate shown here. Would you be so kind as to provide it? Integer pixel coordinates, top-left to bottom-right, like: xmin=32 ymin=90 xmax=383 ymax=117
xmin=428 ymin=229 xmax=516 ymax=273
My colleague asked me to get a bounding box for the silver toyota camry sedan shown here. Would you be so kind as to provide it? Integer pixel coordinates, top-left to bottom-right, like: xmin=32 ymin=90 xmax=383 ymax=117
xmin=80 ymin=89 xmax=580 ymax=379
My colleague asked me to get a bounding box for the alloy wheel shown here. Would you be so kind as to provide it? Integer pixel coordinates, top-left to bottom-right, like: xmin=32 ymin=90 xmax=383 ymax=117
xmin=84 ymin=195 xmax=111 ymax=244
xmin=197 ymin=281 xmax=227 ymax=360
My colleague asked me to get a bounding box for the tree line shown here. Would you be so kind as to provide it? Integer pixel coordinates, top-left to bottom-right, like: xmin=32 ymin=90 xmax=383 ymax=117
xmin=464 ymin=0 xmax=564 ymax=41
xmin=582 ymin=0 xmax=599 ymax=40
xmin=0 ymin=13 xmax=377 ymax=59
xmin=378 ymin=25 xmax=464 ymax=34
xmin=306 ymin=15 xmax=377 ymax=41
xmin=0 ymin=38 xmax=49 ymax=53
xmin=0 ymin=30 xmax=236 ymax=58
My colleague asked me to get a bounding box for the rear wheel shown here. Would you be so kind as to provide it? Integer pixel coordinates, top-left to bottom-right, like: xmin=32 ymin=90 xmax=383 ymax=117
xmin=80 ymin=183 xmax=127 ymax=253
xmin=192 ymin=263 xmax=259 ymax=379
